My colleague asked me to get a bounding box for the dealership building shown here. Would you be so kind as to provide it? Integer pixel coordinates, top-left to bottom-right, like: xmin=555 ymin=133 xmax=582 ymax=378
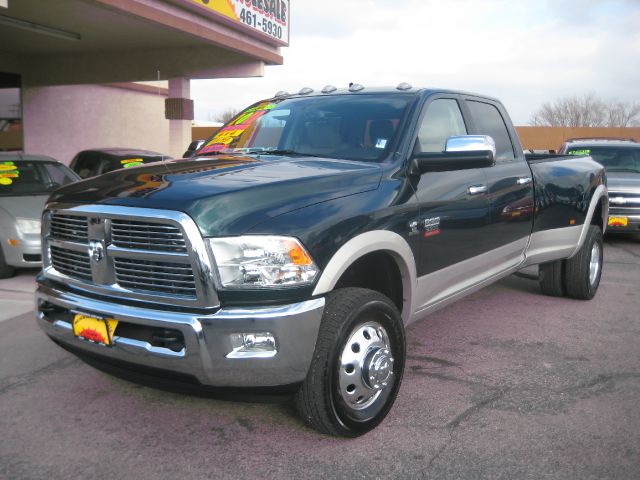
xmin=0 ymin=0 xmax=289 ymax=162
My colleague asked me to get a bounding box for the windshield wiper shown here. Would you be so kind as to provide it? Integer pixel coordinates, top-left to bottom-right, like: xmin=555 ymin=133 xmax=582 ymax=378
xmin=256 ymin=149 xmax=315 ymax=157
xmin=195 ymin=150 xmax=256 ymax=158
xmin=606 ymin=168 xmax=640 ymax=173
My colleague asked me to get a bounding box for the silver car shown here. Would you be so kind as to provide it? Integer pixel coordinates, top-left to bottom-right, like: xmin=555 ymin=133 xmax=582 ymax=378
xmin=0 ymin=153 xmax=80 ymax=278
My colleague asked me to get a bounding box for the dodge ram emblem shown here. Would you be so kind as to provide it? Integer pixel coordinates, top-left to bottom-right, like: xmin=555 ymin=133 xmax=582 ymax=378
xmin=89 ymin=240 xmax=104 ymax=263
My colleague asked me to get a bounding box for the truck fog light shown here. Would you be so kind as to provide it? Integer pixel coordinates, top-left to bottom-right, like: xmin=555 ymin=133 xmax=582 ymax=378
xmin=227 ymin=332 xmax=277 ymax=358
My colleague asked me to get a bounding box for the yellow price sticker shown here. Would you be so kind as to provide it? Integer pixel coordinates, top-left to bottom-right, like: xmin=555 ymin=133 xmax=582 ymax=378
xmin=73 ymin=314 xmax=119 ymax=345
xmin=608 ymin=216 xmax=628 ymax=227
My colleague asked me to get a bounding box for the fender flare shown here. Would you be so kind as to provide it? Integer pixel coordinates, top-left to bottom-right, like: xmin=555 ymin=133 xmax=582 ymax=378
xmin=312 ymin=230 xmax=417 ymax=324
xmin=569 ymin=184 xmax=608 ymax=258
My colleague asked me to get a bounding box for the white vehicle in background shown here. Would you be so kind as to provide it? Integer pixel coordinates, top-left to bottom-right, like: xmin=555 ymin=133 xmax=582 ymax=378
xmin=0 ymin=153 xmax=80 ymax=278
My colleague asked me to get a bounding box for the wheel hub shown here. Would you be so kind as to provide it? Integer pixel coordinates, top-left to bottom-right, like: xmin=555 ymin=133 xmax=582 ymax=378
xmin=589 ymin=242 xmax=601 ymax=286
xmin=364 ymin=348 xmax=394 ymax=390
xmin=338 ymin=322 xmax=395 ymax=410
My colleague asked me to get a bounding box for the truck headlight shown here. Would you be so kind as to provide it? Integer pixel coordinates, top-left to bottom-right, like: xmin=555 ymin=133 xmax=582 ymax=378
xmin=16 ymin=218 xmax=41 ymax=235
xmin=208 ymin=236 xmax=319 ymax=288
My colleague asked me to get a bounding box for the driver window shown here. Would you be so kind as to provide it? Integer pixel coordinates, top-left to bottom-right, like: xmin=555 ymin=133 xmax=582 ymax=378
xmin=416 ymin=99 xmax=467 ymax=153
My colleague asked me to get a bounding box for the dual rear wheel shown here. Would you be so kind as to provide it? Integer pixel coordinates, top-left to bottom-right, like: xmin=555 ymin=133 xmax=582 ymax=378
xmin=539 ymin=225 xmax=603 ymax=300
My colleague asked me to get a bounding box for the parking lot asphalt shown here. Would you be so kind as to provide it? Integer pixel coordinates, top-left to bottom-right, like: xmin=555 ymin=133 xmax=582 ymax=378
xmin=1 ymin=235 xmax=639 ymax=480
xmin=0 ymin=268 xmax=38 ymax=323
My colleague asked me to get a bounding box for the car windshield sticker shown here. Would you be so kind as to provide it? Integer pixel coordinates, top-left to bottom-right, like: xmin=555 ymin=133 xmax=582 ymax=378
xmin=200 ymin=102 xmax=275 ymax=154
xmin=0 ymin=162 xmax=19 ymax=186
xmin=121 ymin=158 xmax=145 ymax=168
xmin=375 ymin=138 xmax=388 ymax=149
xmin=568 ymin=149 xmax=590 ymax=156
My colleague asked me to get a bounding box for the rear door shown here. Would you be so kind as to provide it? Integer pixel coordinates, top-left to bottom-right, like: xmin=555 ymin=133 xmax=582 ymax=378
xmin=462 ymin=97 xmax=534 ymax=266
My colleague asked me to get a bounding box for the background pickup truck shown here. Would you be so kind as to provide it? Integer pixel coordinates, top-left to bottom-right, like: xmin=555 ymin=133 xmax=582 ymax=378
xmin=558 ymin=138 xmax=639 ymax=234
xmin=36 ymin=85 xmax=608 ymax=437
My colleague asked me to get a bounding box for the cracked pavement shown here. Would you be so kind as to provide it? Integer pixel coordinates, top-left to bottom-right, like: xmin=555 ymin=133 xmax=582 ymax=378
xmin=1 ymin=235 xmax=639 ymax=479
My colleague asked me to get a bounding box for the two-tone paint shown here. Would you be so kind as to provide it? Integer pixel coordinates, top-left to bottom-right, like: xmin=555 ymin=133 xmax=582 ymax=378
xmin=38 ymin=87 xmax=608 ymax=388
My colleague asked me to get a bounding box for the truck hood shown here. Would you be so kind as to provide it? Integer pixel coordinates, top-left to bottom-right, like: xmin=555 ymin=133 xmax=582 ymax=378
xmin=0 ymin=195 xmax=48 ymax=221
xmin=49 ymin=155 xmax=383 ymax=236
xmin=606 ymin=171 xmax=640 ymax=193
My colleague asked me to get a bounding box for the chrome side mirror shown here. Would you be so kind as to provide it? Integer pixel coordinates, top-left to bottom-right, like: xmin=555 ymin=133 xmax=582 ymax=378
xmin=412 ymin=135 xmax=496 ymax=174
xmin=445 ymin=135 xmax=496 ymax=159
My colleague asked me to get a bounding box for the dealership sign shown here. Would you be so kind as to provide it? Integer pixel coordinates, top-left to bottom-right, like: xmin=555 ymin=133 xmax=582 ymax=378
xmin=189 ymin=0 xmax=289 ymax=45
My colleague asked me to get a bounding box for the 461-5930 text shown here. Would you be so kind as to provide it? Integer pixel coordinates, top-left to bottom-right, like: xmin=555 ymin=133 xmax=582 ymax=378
xmin=239 ymin=9 xmax=283 ymax=39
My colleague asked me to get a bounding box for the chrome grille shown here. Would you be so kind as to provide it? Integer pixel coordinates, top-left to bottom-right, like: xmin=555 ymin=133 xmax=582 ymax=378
xmin=50 ymin=214 xmax=88 ymax=243
xmin=111 ymin=219 xmax=187 ymax=253
xmin=50 ymin=245 xmax=92 ymax=281
xmin=43 ymin=205 xmax=219 ymax=308
xmin=608 ymin=192 xmax=640 ymax=207
xmin=114 ymin=258 xmax=197 ymax=297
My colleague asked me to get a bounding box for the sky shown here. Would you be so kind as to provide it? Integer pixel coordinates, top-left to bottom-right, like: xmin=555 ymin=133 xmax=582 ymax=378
xmin=191 ymin=0 xmax=640 ymax=126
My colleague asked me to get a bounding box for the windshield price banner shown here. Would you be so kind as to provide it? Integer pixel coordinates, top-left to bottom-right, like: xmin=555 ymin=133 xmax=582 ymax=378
xmin=189 ymin=0 xmax=289 ymax=45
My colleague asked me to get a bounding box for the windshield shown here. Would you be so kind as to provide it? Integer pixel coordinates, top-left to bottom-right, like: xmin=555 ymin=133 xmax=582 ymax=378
xmin=198 ymin=94 xmax=414 ymax=162
xmin=566 ymin=146 xmax=640 ymax=173
xmin=0 ymin=160 xmax=78 ymax=197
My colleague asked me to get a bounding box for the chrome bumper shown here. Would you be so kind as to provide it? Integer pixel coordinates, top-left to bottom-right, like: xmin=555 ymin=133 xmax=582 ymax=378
xmin=36 ymin=281 xmax=325 ymax=387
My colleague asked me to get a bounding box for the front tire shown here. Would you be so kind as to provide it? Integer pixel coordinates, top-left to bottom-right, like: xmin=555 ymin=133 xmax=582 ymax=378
xmin=0 ymin=246 xmax=15 ymax=279
xmin=564 ymin=225 xmax=603 ymax=300
xmin=295 ymin=288 xmax=405 ymax=437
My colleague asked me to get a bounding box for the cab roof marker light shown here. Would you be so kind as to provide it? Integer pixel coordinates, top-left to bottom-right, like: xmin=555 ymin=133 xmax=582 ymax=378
xmin=397 ymin=82 xmax=412 ymax=91
xmin=348 ymin=83 xmax=365 ymax=92
xmin=274 ymin=90 xmax=290 ymax=98
xmin=321 ymin=85 xmax=337 ymax=94
xmin=298 ymin=87 xmax=314 ymax=95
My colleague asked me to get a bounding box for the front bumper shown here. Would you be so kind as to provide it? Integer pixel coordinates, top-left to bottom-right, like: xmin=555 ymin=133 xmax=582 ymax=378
xmin=36 ymin=281 xmax=325 ymax=388
xmin=3 ymin=236 xmax=41 ymax=268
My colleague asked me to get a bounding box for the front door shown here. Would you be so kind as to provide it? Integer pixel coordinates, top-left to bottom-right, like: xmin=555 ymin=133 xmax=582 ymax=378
xmin=411 ymin=96 xmax=492 ymax=310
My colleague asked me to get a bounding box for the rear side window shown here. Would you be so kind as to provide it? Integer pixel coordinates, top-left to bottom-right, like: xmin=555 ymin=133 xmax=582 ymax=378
xmin=416 ymin=99 xmax=467 ymax=153
xmin=42 ymin=162 xmax=77 ymax=186
xmin=466 ymin=101 xmax=515 ymax=161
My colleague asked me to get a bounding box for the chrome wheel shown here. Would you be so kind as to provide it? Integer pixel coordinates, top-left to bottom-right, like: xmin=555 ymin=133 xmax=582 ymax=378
xmin=589 ymin=242 xmax=601 ymax=287
xmin=295 ymin=288 xmax=405 ymax=436
xmin=338 ymin=321 xmax=395 ymax=410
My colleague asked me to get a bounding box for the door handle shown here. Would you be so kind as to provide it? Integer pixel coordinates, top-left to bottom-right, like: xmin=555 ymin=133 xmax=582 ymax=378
xmin=517 ymin=176 xmax=532 ymax=185
xmin=468 ymin=185 xmax=488 ymax=195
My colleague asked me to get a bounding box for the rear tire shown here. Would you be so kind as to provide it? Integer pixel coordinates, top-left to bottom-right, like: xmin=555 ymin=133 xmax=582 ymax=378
xmin=0 ymin=246 xmax=15 ymax=279
xmin=539 ymin=260 xmax=565 ymax=297
xmin=295 ymin=288 xmax=405 ymax=437
xmin=564 ymin=225 xmax=603 ymax=300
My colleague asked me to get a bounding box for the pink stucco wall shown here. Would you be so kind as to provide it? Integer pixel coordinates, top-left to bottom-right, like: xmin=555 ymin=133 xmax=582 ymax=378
xmin=22 ymin=84 xmax=171 ymax=165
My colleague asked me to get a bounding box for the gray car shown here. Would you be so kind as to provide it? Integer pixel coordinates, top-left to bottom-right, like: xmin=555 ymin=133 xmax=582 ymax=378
xmin=560 ymin=138 xmax=640 ymax=235
xmin=0 ymin=153 xmax=80 ymax=278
